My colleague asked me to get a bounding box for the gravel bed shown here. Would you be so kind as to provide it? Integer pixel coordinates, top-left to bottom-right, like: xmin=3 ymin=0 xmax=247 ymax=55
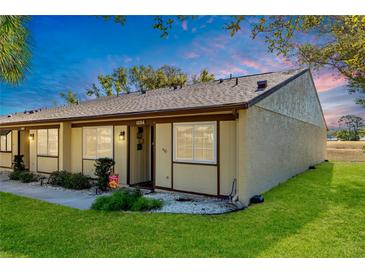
xmin=145 ymin=191 xmax=239 ymax=214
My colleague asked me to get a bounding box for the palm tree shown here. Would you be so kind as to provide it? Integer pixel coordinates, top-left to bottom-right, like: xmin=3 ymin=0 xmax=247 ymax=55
xmin=0 ymin=16 xmax=31 ymax=85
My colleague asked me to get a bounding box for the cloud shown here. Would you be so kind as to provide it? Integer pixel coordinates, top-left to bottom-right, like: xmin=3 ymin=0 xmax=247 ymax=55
xmin=192 ymin=27 xmax=197 ymax=33
xmin=183 ymin=51 xmax=200 ymax=59
xmin=239 ymin=58 xmax=263 ymax=70
xmin=313 ymin=72 xmax=347 ymax=92
xmin=181 ymin=20 xmax=188 ymax=31
xmin=318 ymin=86 xmax=365 ymax=128
xmin=213 ymin=64 xmax=249 ymax=77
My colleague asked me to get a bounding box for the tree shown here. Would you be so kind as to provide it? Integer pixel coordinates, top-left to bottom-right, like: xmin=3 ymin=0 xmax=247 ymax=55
xmin=86 ymin=83 xmax=101 ymax=98
xmin=112 ymin=67 xmax=129 ymax=95
xmin=86 ymin=65 xmax=189 ymax=98
xmin=159 ymin=65 xmax=187 ymax=88
xmin=243 ymin=16 xmax=365 ymax=107
xmin=97 ymin=74 xmax=114 ymax=96
xmin=0 ymin=16 xmax=31 ymax=85
xmin=59 ymin=91 xmax=79 ymax=105
xmin=192 ymin=69 xmax=215 ymax=84
xmin=336 ymin=115 xmax=364 ymax=141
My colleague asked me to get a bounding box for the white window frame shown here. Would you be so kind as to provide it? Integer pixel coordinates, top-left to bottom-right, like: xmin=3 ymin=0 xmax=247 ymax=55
xmin=82 ymin=126 xmax=113 ymax=160
xmin=37 ymin=129 xmax=59 ymax=157
xmin=0 ymin=131 xmax=12 ymax=152
xmin=173 ymin=121 xmax=217 ymax=164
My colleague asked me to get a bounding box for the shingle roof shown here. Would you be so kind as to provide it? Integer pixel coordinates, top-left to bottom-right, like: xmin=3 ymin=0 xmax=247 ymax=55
xmin=0 ymin=68 xmax=308 ymax=125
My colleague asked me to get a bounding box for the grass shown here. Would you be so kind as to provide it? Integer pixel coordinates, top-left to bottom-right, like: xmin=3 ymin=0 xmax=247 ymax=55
xmin=0 ymin=162 xmax=364 ymax=258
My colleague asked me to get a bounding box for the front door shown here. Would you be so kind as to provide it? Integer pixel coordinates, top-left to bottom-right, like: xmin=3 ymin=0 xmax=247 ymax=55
xmin=129 ymin=125 xmax=154 ymax=187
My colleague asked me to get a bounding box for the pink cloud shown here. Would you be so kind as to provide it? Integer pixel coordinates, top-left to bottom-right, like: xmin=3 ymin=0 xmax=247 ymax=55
xmin=214 ymin=64 xmax=248 ymax=77
xmin=314 ymin=72 xmax=347 ymax=92
xmin=181 ymin=21 xmax=188 ymax=31
xmin=183 ymin=51 xmax=200 ymax=59
xmin=239 ymin=58 xmax=263 ymax=70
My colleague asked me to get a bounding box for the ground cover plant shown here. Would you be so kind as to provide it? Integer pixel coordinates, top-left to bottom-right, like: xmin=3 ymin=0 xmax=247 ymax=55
xmin=0 ymin=162 xmax=364 ymax=258
xmin=91 ymin=188 xmax=163 ymax=211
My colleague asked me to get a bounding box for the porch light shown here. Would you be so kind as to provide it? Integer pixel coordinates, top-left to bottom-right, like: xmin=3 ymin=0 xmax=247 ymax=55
xmin=119 ymin=131 xmax=125 ymax=141
xmin=29 ymin=134 xmax=34 ymax=141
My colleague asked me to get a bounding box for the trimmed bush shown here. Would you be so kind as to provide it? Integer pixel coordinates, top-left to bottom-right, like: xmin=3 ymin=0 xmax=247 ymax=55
xmin=12 ymin=155 xmax=25 ymax=171
xmin=91 ymin=189 xmax=163 ymax=211
xmin=48 ymin=171 xmax=91 ymax=190
xmin=19 ymin=172 xmax=38 ymax=183
xmin=94 ymin=158 xmax=115 ymax=191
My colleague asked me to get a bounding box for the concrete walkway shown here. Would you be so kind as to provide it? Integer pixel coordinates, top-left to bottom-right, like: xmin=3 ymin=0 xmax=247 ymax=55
xmin=0 ymin=179 xmax=99 ymax=210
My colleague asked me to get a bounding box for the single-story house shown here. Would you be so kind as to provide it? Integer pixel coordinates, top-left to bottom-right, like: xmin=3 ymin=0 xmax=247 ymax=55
xmin=0 ymin=68 xmax=327 ymax=205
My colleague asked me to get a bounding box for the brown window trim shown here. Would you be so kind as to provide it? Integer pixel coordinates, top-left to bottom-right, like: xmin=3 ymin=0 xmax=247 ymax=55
xmin=0 ymin=131 xmax=12 ymax=153
xmin=172 ymin=161 xmax=217 ymax=167
xmin=37 ymin=155 xmax=59 ymax=158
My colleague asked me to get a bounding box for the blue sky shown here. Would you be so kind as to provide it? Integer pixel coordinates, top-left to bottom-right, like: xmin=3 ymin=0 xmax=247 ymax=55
xmin=0 ymin=15 xmax=364 ymax=127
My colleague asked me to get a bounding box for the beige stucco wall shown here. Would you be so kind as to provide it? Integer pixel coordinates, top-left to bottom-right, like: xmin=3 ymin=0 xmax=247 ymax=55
xmin=155 ymin=123 xmax=172 ymax=188
xmin=0 ymin=152 xmax=12 ymax=168
xmin=29 ymin=129 xmax=37 ymax=172
xmin=219 ymin=121 xmax=237 ymax=195
xmin=173 ymin=163 xmax=218 ymax=195
xmin=37 ymin=156 xmax=58 ymax=173
xmin=114 ymin=125 xmax=128 ymax=185
xmin=59 ymin=122 xmax=71 ymax=171
xmin=257 ymin=71 xmax=326 ymax=129
xmin=71 ymin=127 xmax=82 ymax=173
xmin=19 ymin=130 xmax=30 ymax=169
xmin=237 ymin=71 xmax=327 ymax=205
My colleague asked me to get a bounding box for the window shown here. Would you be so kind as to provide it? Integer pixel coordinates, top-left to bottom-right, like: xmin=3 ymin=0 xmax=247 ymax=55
xmin=83 ymin=127 xmax=113 ymax=159
xmin=0 ymin=131 xmax=12 ymax=152
xmin=37 ymin=129 xmax=58 ymax=156
xmin=173 ymin=122 xmax=216 ymax=164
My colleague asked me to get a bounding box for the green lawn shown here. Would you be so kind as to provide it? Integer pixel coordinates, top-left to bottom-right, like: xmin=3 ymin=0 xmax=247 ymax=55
xmin=1 ymin=162 xmax=364 ymax=258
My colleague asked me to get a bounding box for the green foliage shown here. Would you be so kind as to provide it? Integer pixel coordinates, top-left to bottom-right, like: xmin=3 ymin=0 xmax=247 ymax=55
xmin=47 ymin=171 xmax=91 ymax=190
xmin=97 ymin=74 xmax=114 ymax=96
xmin=0 ymin=16 xmax=31 ymax=85
xmin=12 ymin=155 xmax=25 ymax=171
xmin=59 ymin=90 xmax=79 ymax=105
xmin=9 ymin=170 xmax=25 ymax=180
xmin=192 ymin=69 xmax=215 ymax=84
xmin=86 ymin=83 xmax=101 ymax=98
xmin=94 ymin=158 xmax=115 ymax=191
xmin=112 ymin=67 xmax=129 ymax=96
xmin=86 ymin=64 xmax=192 ymax=97
xmin=336 ymin=115 xmax=364 ymax=140
xmin=91 ymin=188 xmax=163 ymax=211
xmin=19 ymin=172 xmax=38 ymax=183
xmin=248 ymin=16 xmax=365 ymax=106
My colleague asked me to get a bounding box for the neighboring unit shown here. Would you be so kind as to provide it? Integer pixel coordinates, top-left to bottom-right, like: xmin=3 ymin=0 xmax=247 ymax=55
xmin=0 ymin=68 xmax=327 ymax=205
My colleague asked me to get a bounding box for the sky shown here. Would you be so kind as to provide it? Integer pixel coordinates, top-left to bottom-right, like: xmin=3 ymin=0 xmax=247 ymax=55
xmin=0 ymin=15 xmax=364 ymax=128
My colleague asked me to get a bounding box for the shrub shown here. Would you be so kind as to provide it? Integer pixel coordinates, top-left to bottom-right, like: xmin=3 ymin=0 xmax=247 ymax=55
xmin=9 ymin=170 xmax=25 ymax=180
xmin=94 ymin=158 xmax=115 ymax=191
xmin=91 ymin=189 xmax=163 ymax=211
xmin=19 ymin=172 xmax=38 ymax=183
xmin=48 ymin=171 xmax=91 ymax=190
xmin=131 ymin=196 xmax=163 ymax=211
xmin=12 ymin=155 xmax=25 ymax=171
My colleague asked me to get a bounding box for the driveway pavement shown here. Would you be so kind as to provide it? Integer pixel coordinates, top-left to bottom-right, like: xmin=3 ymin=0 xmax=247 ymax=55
xmin=0 ymin=177 xmax=99 ymax=210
